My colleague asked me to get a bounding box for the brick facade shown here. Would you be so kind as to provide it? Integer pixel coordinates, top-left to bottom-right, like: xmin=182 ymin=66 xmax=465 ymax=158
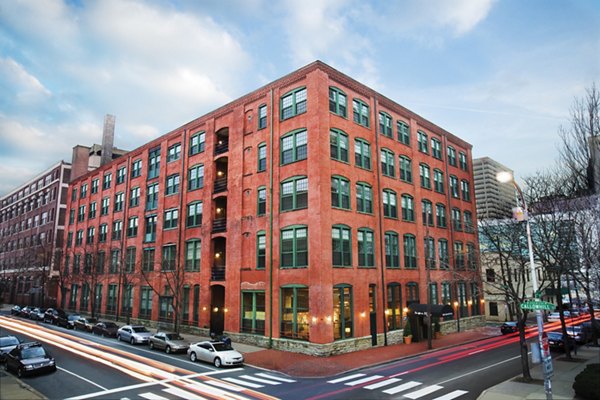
xmin=58 ymin=61 xmax=482 ymax=354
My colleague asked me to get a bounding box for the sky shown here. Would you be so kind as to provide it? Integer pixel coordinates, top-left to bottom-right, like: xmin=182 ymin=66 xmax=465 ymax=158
xmin=0 ymin=0 xmax=599 ymax=196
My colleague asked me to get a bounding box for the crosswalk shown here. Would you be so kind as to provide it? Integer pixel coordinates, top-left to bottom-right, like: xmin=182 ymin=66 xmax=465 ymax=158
xmin=131 ymin=372 xmax=297 ymax=400
xmin=327 ymin=373 xmax=468 ymax=399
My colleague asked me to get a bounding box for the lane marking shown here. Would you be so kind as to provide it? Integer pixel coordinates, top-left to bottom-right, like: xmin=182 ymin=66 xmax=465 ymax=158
xmin=204 ymin=380 xmax=246 ymax=392
xmin=163 ymin=386 xmax=207 ymax=400
xmin=363 ymin=378 xmax=402 ymax=390
xmin=138 ymin=393 xmax=169 ymax=400
xmin=405 ymin=384 xmax=444 ymax=399
xmin=238 ymin=374 xmax=282 ymax=385
xmin=255 ymin=372 xmax=296 ymax=383
xmin=345 ymin=375 xmax=384 ymax=386
xmin=58 ymin=367 xmax=108 ymax=391
xmin=223 ymin=377 xmax=264 ymax=388
xmin=431 ymin=390 xmax=469 ymax=400
xmin=437 ymin=355 xmax=521 ymax=386
xmin=327 ymin=373 xmax=366 ymax=384
xmin=382 ymin=381 xmax=422 ymax=395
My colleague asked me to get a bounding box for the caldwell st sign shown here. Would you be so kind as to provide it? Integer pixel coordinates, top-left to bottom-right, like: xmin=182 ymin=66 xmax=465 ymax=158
xmin=520 ymin=300 xmax=555 ymax=311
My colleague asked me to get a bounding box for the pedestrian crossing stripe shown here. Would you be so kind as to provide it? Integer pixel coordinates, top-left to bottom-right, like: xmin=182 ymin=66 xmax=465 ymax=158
xmin=163 ymin=387 xmax=207 ymax=400
xmin=139 ymin=393 xmax=168 ymax=400
xmin=344 ymin=375 xmax=384 ymax=386
xmin=432 ymin=390 xmax=469 ymax=400
xmin=405 ymin=385 xmax=444 ymax=398
xmin=238 ymin=374 xmax=282 ymax=385
xmin=327 ymin=373 xmax=366 ymax=383
xmin=255 ymin=372 xmax=297 ymax=383
xmin=223 ymin=376 xmax=264 ymax=388
xmin=382 ymin=381 xmax=422 ymax=395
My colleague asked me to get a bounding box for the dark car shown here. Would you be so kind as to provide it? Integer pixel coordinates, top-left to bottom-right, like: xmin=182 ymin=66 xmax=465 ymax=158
xmin=0 ymin=335 xmax=21 ymax=362
xmin=29 ymin=308 xmax=46 ymax=321
xmin=92 ymin=322 xmax=120 ymax=338
xmin=57 ymin=313 xmax=80 ymax=329
xmin=74 ymin=317 xmax=98 ymax=332
xmin=44 ymin=308 xmax=66 ymax=325
xmin=10 ymin=305 xmax=21 ymax=315
xmin=4 ymin=342 xmax=56 ymax=378
xmin=500 ymin=322 xmax=519 ymax=335
xmin=18 ymin=306 xmax=33 ymax=318
xmin=547 ymin=332 xmax=576 ymax=351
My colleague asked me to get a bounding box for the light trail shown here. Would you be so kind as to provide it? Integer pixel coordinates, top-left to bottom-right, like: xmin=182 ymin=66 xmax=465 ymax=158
xmin=0 ymin=316 xmax=279 ymax=400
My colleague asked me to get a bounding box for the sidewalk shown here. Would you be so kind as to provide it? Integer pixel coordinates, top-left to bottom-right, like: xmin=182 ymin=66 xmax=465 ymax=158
xmin=0 ymin=370 xmax=46 ymax=400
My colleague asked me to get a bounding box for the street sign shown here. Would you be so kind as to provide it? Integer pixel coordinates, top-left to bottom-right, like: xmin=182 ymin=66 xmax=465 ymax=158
xmin=543 ymin=356 xmax=554 ymax=379
xmin=520 ymin=300 xmax=555 ymax=311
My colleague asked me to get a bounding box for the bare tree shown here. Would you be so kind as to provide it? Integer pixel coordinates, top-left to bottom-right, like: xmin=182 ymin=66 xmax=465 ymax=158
xmin=479 ymin=218 xmax=544 ymax=381
xmin=558 ymin=83 xmax=600 ymax=195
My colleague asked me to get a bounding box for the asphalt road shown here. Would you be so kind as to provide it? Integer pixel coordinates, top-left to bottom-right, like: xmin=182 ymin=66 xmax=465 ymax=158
xmin=0 ymin=313 xmax=569 ymax=400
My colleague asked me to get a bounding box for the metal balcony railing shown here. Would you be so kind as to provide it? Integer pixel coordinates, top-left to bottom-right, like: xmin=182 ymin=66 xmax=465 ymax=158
xmin=212 ymin=218 xmax=227 ymax=233
xmin=214 ymin=140 xmax=229 ymax=155
xmin=213 ymin=177 xmax=228 ymax=193
xmin=211 ymin=265 xmax=226 ymax=281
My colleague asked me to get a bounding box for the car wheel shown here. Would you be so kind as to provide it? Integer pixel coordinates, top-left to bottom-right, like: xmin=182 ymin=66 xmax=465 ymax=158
xmin=17 ymin=368 xmax=24 ymax=378
xmin=189 ymin=352 xmax=197 ymax=362
xmin=117 ymin=334 xmax=121 ymax=342
xmin=130 ymin=337 xmax=135 ymax=345
xmin=149 ymin=342 xmax=154 ymax=349
xmin=214 ymin=357 xmax=222 ymax=368
xmin=165 ymin=346 xmax=171 ymax=354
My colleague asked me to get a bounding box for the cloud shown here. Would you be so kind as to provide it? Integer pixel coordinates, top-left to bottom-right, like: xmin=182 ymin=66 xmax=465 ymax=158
xmin=0 ymin=57 xmax=52 ymax=106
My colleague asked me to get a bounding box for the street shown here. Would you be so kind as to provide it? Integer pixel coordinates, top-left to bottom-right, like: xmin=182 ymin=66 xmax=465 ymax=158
xmin=0 ymin=313 xmax=585 ymax=400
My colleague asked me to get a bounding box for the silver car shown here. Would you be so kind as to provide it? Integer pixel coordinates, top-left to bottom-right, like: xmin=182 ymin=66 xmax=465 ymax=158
xmin=117 ymin=325 xmax=152 ymax=345
xmin=187 ymin=341 xmax=244 ymax=368
xmin=149 ymin=332 xmax=190 ymax=354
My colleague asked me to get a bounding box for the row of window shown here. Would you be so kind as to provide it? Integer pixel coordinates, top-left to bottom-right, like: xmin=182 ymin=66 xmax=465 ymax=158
xmin=66 ymin=280 xmax=480 ymax=341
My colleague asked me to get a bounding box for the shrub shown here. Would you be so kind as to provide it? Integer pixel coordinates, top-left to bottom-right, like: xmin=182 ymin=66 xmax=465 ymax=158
xmin=404 ymin=319 xmax=412 ymax=337
xmin=573 ymin=363 xmax=600 ymax=399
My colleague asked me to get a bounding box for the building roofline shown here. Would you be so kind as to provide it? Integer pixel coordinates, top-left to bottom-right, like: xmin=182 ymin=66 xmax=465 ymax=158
xmin=1 ymin=160 xmax=71 ymax=200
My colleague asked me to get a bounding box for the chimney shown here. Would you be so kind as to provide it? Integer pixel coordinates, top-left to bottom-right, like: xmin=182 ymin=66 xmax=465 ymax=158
xmin=101 ymin=114 xmax=116 ymax=166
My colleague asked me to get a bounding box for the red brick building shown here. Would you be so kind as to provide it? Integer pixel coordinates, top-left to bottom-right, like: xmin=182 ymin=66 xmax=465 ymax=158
xmin=59 ymin=61 xmax=482 ymax=354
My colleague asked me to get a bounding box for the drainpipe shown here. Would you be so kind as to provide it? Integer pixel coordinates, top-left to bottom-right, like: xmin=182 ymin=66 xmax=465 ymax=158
xmin=373 ymin=96 xmax=388 ymax=346
xmin=268 ymin=89 xmax=275 ymax=349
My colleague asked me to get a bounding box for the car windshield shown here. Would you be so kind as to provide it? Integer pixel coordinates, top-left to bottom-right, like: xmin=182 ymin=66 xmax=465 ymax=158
xmin=68 ymin=315 xmax=80 ymax=321
xmin=213 ymin=343 xmax=233 ymax=351
xmin=166 ymin=333 xmax=183 ymax=340
xmin=0 ymin=337 xmax=19 ymax=347
xmin=132 ymin=327 xmax=149 ymax=333
xmin=21 ymin=346 xmax=47 ymax=359
xmin=104 ymin=322 xmax=117 ymax=328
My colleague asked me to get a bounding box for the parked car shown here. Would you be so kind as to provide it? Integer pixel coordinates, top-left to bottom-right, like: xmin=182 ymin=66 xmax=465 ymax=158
xmin=117 ymin=325 xmax=152 ymax=345
xmin=92 ymin=322 xmax=120 ymax=337
xmin=500 ymin=322 xmax=519 ymax=335
xmin=149 ymin=332 xmax=190 ymax=354
xmin=29 ymin=308 xmax=46 ymax=321
xmin=10 ymin=305 xmax=21 ymax=315
xmin=18 ymin=306 xmax=33 ymax=318
xmin=0 ymin=335 xmax=21 ymax=362
xmin=547 ymin=312 xmax=571 ymax=322
xmin=74 ymin=317 xmax=98 ymax=332
xmin=57 ymin=313 xmax=80 ymax=329
xmin=44 ymin=308 xmax=66 ymax=325
xmin=4 ymin=342 xmax=56 ymax=378
xmin=566 ymin=325 xmax=588 ymax=343
xmin=547 ymin=332 xmax=576 ymax=351
xmin=187 ymin=341 xmax=244 ymax=368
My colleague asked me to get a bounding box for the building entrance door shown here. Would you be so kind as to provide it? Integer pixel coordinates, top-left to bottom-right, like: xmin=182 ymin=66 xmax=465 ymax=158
xmin=210 ymin=285 xmax=225 ymax=336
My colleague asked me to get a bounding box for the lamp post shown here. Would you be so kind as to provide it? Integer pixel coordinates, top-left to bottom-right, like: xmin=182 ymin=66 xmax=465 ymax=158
xmin=496 ymin=171 xmax=553 ymax=400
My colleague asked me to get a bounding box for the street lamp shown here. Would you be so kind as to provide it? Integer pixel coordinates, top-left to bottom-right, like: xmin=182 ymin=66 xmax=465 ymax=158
xmin=496 ymin=171 xmax=553 ymax=400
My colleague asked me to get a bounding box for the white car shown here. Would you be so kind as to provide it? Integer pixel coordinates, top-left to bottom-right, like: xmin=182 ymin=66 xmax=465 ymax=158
xmin=187 ymin=341 xmax=244 ymax=368
xmin=117 ymin=325 xmax=152 ymax=345
xmin=547 ymin=311 xmax=571 ymax=322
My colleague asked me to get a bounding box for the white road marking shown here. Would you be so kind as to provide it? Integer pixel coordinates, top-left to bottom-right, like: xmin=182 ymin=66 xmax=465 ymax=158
xmin=223 ymin=377 xmax=264 ymax=388
xmin=255 ymin=372 xmax=296 ymax=383
xmin=431 ymin=390 xmax=469 ymax=400
xmin=382 ymin=381 xmax=422 ymax=395
xmin=163 ymin=387 xmax=207 ymax=400
xmin=345 ymin=375 xmax=384 ymax=386
xmin=363 ymin=378 xmax=402 ymax=390
xmin=238 ymin=374 xmax=282 ymax=385
xmin=138 ymin=393 xmax=169 ymax=400
xmin=327 ymin=373 xmax=366 ymax=384
xmin=404 ymin=384 xmax=444 ymax=399
xmin=57 ymin=367 xmax=108 ymax=390
xmin=438 ymin=355 xmax=520 ymax=385
xmin=204 ymin=380 xmax=246 ymax=392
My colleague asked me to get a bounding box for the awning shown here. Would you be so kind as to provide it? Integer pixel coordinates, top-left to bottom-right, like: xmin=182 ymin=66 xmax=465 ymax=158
xmin=408 ymin=303 xmax=454 ymax=317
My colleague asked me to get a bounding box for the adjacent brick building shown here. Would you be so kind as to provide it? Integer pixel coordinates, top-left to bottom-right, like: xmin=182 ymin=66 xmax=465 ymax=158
xmin=59 ymin=61 xmax=482 ymax=354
